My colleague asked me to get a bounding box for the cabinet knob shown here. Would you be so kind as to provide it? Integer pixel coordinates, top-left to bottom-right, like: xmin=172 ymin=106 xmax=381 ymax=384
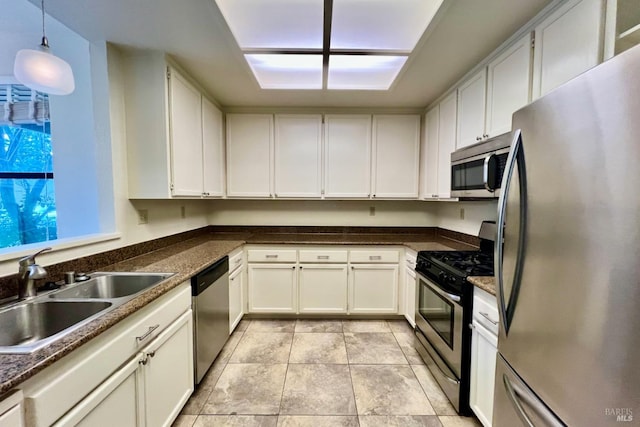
xmin=148 ymin=350 xmax=156 ymax=358
xmin=476 ymin=136 xmax=482 ymax=141
xmin=483 ymin=134 xmax=489 ymax=139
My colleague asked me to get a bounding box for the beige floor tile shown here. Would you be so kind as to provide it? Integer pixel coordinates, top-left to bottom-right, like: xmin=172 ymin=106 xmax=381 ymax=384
xmin=229 ymin=332 xmax=293 ymax=363
xmin=294 ymin=320 xmax=343 ymax=333
xmin=194 ymin=415 xmax=278 ymax=426
xmin=359 ymin=415 xmax=443 ymax=427
xmin=387 ymin=320 xmax=415 ymax=334
xmin=277 ymin=415 xmax=359 ymax=426
xmin=235 ymin=318 xmax=251 ymax=332
xmin=342 ymin=320 xmax=390 ymax=333
xmin=345 ymin=333 xmax=408 ymax=364
xmin=246 ymin=320 xmax=296 ymax=333
xmin=411 ymin=365 xmax=457 ymax=415
xmin=350 ymin=365 xmax=435 ymax=415
xmin=280 ymin=364 xmax=357 ymax=415
xmin=217 ymin=330 xmax=245 ymax=364
xmin=173 ymin=415 xmax=198 ymax=427
xmin=181 ymin=357 xmax=227 ymax=415
xmin=203 ymin=364 xmax=287 ymax=415
xmin=394 ymin=332 xmax=425 ymax=365
xmin=438 ymin=415 xmax=482 ymax=427
xmin=289 ymin=333 xmax=348 ymax=364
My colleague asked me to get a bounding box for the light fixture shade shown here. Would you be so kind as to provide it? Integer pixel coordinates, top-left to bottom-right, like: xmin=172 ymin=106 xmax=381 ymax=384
xmin=14 ymin=48 xmax=75 ymax=95
xmin=328 ymin=55 xmax=408 ymax=90
xmin=245 ymin=54 xmax=323 ymax=89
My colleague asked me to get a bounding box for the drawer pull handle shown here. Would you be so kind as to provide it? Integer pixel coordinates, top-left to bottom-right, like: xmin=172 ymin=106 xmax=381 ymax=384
xmin=317 ymin=255 xmax=329 ymax=260
xmin=235 ymin=258 xmax=241 ymax=264
xmin=136 ymin=324 xmax=160 ymax=342
xmin=369 ymin=255 xmax=382 ymax=260
xmin=479 ymin=312 xmax=498 ymax=325
xmin=265 ymin=254 xmax=278 ymax=259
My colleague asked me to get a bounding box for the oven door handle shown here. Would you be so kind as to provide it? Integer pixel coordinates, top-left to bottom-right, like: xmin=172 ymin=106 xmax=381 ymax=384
xmin=444 ymin=291 xmax=461 ymax=303
xmin=418 ymin=273 xmax=462 ymax=304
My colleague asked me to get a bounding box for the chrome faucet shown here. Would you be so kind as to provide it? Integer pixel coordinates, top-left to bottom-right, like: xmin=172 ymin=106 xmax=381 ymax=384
xmin=18 ymin=247 xmax=52 ymax=299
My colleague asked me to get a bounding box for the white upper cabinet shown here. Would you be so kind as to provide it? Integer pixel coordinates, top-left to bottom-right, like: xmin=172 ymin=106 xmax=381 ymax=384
xmin=324 ymin=115 xmax=372 ymax=198
xmin=168 ymin=70 xmax=203 ymax=197
xmin=420 ymin=107 xmax=440 ymax=199
xmin=274 ymin=115 xmax=323 ymax=198
xmin=456 ymin=68 xmax=487 ymax=149
xmin=485 ymin=33 xmax=533 ymax=137
xmin=371 ymin=115 xmax=420 ymax=199
xmin=532 ymin=0 xmax=603 ymax=99
xmin=124 ymin=51 xmax=224 ymax=199
xmin=202 ymin=97 xmax=225 ymax=197
xmin=226 ymin=114 xmax=274 ymax=198
xmin=438 ymin=92 xmax=458 ymax=198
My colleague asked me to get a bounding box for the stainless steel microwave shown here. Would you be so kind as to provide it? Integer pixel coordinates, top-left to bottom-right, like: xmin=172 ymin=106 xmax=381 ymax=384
xmin=450 ymin=132 xmax=512 ymax=199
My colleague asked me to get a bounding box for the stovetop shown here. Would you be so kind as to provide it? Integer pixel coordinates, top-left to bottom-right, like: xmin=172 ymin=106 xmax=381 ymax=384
xmin=415 ymin=250 xmax=494 ymax=296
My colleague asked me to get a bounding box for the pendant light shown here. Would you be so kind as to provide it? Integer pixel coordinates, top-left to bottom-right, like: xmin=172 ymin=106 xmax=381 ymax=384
xmin=14 ymin=0 xmax=75 ymax=95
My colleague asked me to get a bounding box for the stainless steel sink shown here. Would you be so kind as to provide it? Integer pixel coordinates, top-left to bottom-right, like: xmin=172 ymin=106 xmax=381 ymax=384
xmin=0 ymin=272 xmax=174 ymax=354
xmin=50 ymin=273 xmax=173 ymax=300
xmin=0 ymin=301 xmax=112 ymax=351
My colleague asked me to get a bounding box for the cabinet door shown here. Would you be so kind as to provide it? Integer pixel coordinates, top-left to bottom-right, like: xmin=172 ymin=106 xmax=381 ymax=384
xmin=54 ymin=356 xmax=142 ymax=427
xmin=486 ymin=33 xmax=533 ymax=137
xmin=437 ymin=92 xmax=457 ymax=198
xmin=324 ymin=115 xmax=372 ymax=198
xmin=226 ymin=114 xmax=273 ymax=197
xmin=470 ymin=321 xmax=498 ymax=427
xmin=532 ymin=0 xmax=603 ymax=99
xmin=248 ymin=264 xmax=297 ymax=313
xmin=229 ymin=266 xmax=245 ymax=333
xmin=143 ymin=311 xmax=194 ymax=427
xmin=202 ymin=97 xmax=225 ymax=197
xmin=274 ymin=115 xmax=323 ymax=198
xmin=168 ymin=68 xmax=203 ymax=197
xmin=298 ymin=264 xmax=348 ymax=313
xmin=420 ymin=107 xmax=440 ymax=199
xmin=372 ymin=115 xmax=420 ymax=199
xmin=456 ymin=68 xmax=487 ymax=149
xmin=349 ymin=264 xmax=398 ymax=314
xmin=404 ymin=268 xmax=416 ymax=327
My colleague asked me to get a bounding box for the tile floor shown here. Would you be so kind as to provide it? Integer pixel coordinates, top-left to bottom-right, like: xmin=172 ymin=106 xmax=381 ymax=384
xmin=174 ymin=319 xmax=482 ymax=427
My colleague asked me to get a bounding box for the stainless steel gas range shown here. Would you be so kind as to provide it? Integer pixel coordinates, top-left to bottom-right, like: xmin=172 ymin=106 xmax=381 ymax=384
xmin=414 ymin=222 xmax=495 ymax=415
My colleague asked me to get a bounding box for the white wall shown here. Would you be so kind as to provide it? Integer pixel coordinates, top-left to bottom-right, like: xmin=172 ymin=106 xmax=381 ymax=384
xmin=436 ymin=201 xmax=498 ymax=235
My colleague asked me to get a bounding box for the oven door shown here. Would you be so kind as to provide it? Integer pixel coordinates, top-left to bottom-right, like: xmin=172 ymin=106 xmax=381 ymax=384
xmin=415 ymin=273 xmax=464 ymax=377
xmin=451 ymin=149 xmax=509 ymax=198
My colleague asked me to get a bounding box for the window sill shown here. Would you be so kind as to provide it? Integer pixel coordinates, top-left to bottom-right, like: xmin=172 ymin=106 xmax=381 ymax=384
xmin=0 ymin=232 xmax=122 ymax=263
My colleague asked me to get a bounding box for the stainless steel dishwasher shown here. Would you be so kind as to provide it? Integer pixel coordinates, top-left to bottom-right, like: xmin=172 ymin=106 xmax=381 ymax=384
xmin=191 ymin=256 xmax=229 ymax=385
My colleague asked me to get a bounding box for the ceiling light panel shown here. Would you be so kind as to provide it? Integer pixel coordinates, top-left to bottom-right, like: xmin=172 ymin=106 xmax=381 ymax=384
xmin=330 ymin=0 xmax=444 ymax=51
xmin=327 ymin=55 xmax=408 ymax=90
xmin=215 ymin=0 xmax=324 ymax=49
xmin=245 ymin=54 xmax=323 ymax=89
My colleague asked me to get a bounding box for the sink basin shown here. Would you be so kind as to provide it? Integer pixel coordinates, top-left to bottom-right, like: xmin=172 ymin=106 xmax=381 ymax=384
xmin=50 ymin=273 xmax=173 ymax=300
xmin=0 ymin=301 xmax=112 ymax=351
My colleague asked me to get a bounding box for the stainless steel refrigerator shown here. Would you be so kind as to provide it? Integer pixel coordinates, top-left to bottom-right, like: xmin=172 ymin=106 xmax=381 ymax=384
xmin=493 ymin=45 xmax=640 ymax=425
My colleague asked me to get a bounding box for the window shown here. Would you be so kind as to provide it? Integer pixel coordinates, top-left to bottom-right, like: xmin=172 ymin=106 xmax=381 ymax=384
xmin=0 ymin=85 xmax=57 ymax=249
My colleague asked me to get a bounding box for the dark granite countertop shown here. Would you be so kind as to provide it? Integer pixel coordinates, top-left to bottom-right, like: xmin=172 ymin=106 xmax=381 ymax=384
xmin=0 ymin=230 xmax=475 ymax=396
xmin=468 ymin=276 xmax=496 ymax=296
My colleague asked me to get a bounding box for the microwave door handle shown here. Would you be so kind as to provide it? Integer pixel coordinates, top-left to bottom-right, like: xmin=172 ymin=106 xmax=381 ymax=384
xmin=483 ymin=154 xmax=497 ymax=191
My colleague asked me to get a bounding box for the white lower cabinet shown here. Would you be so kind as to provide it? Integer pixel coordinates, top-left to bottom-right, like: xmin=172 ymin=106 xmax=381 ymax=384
xmin=404 ymin=250 xmax=417 ymax=327
xmin=298 ymin=264 xmax=348 ymax=313
xmin=0 ymin=391 xmax=24 ymax=427
xmin=348 ymin=264 xmax=399 ymax=314
xmin=20 ymin=283 xmax=193 ymax=427
xmin=229 ymin=266 xmax=245 ymax=332
xmin=470 ymin=287 xmax=499 ymax=427
xmin=248 ymin=264 xmax=297 ymax=313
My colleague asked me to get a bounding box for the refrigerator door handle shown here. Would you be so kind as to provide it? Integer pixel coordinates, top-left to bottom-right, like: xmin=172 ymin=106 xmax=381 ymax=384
xmin=503 ymin=374 xmax=565 ymax=427
xmin=496 ymin=129 xmax=528 ymax=334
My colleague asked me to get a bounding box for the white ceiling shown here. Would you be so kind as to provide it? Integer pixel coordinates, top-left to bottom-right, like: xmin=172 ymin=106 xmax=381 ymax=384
xmin=29 ymin=0 xmax=552 ymax=109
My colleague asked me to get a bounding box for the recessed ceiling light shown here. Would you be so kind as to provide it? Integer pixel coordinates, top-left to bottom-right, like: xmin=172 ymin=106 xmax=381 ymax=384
xmin=245 ymin=54 xmax=323 ymax=89
xmin=330 ymin=0 xmax=444 ymax=51
xmin=215 ymin=0 xmax=324 ymax=49
xmin=327 ymin=55 xmax=408 ymax=90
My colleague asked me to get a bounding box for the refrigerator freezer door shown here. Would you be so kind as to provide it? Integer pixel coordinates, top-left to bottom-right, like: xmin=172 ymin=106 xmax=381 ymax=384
xmin=497 ymin=45 xmax=640 ymax=425
xmin=494 ymin=355 xmax=564 ymax=427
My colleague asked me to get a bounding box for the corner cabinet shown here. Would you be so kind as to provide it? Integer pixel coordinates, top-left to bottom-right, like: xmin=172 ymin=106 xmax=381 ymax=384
xmin=123 ymin=50 xmax=224 ymax=199
xmin=422 ymin=92 xmax=457 ymax=199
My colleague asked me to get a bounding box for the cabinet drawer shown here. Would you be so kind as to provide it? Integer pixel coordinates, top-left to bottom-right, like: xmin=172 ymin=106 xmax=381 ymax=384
xmin=299 ymin=250 xmax=348 ymax=263
xmin=247 ymin=249 xmax=297 ymax=262
xmin=229 ymin=250 xmax=244 ymax=273
xmin=22 ymin=283 xmax=191 ymax=427
xmin=473 ymin=287 xmax=499 ymax=335
xmin=350 ymin=250 xmax=399 ymax=263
